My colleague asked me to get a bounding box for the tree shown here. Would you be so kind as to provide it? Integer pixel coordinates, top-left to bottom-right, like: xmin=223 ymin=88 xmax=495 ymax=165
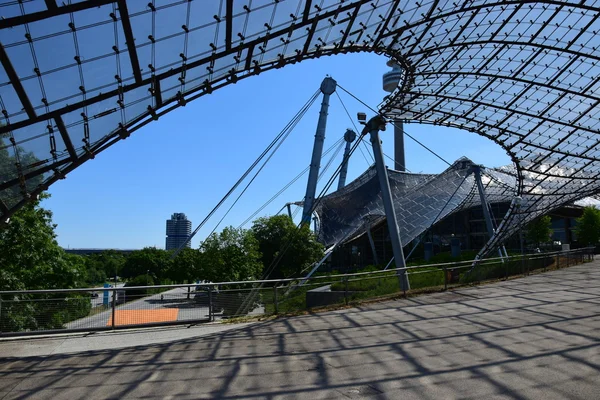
xmin=82 ymin=260 xmax=108 ymax=285
xmin=199 ymin=226 xmax=262 ymax=283
xmin=121 ymin=247 xmax=172 ymax=283
xmin=526 ymin=215 xmax=552 ymax=248
xmin=0 ymin=194 xmax=90 ymax=331
xmin=0 ymin=139 xmax=92 ymax=332
xmin=124 ymin=274 xmax=155 ymax=299
xmin=0 ymin=194 xmax=88 ymax=290
xmin=169 ymin=247 xmax=202 ymax=283
xmin=574 ymin=206 xmax=600 ymax=246
xmin=83 ymin=250 xmax=126 ymax=284
xmin=251 ymin=215 xmax=324 ymax=279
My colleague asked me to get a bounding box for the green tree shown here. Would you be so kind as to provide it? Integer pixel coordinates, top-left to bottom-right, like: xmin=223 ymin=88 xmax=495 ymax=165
xmin=124 ymin=274 xmax=155 ymax=299
xmin=526 ymin=215 xmax=553 ymax=248
xmin=0 ymin=194 xmax=88 ymax=290
xmin=121 ymin=247 xmax=172 ymax=283
xmin=251 ymin=215 xmax=324 ymax=279
xmin=83 ymin=262 xmax=108 ymax=285
xmin=574 ymin=206 xmax=600 ymax=246
xmin=0 ymin=137 xmax=92 ymax=332
xmin=84 ymin=250 xmax=126 ymax=284
xmin=199 ymin=226 xmax=262 ymax=283
xmin=169 ymin=247 xmax=202 ymax=283
xmin=0 ymin=195 xmax=90 ymax=331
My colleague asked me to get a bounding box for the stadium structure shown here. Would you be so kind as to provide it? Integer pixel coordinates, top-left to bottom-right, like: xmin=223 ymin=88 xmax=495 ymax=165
xmin=309 ymin=60 xmax=597 ymax=270
xmin=2 ymin=1 xmax=600 ymax=276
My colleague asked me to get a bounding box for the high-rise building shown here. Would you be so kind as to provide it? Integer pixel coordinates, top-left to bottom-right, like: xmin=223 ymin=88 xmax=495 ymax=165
xmin=165 ymin=213 xmax=192 ymax=250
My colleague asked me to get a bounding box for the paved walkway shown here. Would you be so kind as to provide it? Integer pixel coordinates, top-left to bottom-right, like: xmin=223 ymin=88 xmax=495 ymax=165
xmin=66 ymin=287 xmax=209 ymax=330
xmin=1 ymin=262 xmax=599 ymax=399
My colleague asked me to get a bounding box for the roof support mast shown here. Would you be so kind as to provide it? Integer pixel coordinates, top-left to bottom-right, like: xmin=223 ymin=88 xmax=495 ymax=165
xmin=337 ymin=129 xmax=356 ymax=190
xmin=301 ymin=77 xmax=337 ymax=226
xmin=472 ymin=165 xmax=504 ymax=260
xmin=363 ymin=115 xmax=410 ymax=292
xmin=366 ymin=225 xmax=379 ymax=266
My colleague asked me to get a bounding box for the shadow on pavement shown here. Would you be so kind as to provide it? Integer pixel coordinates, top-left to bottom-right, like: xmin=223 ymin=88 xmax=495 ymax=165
xmin=1 ymin=264 xmax=600 ymax=399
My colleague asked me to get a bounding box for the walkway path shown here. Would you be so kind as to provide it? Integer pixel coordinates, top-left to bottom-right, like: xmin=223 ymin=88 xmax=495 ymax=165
xmin=66 ymin=287 xmax=209 ymax=330
xmin=1 ymin=262 xmax=599 ymax=399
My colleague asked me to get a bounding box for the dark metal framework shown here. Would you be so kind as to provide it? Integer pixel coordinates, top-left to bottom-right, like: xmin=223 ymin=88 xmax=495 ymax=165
xmin=1 ymin=0 xmax=600 ymax=253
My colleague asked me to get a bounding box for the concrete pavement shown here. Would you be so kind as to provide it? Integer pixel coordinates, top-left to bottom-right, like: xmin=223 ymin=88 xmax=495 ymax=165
xmin=1 ymin=262 xmax=599 ymax=399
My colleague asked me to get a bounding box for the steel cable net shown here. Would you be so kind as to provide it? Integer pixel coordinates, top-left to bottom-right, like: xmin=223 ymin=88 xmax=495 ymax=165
xmin=315 ymin=157 xmax=477 ymax=248
xmin=1 ymin=1 xmax=600 ymax=249
xmin=314 ymin=156 xmax=576 ymax=256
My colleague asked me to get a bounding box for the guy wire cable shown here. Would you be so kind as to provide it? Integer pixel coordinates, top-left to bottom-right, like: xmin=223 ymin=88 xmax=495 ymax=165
xmin=171 ymin=88 xmax=320 ymax=258
xmin=236 ymin=135 xmax=366 ymax=314
xmin=238 ymin=136 xmax=345 ymax=228
xmin=337 ymin=83 xmax=452 ymax=167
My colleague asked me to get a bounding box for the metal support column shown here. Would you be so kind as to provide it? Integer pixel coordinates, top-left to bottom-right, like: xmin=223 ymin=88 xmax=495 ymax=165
xmin=286 ymin=203 xmax=292 ymax=219
xmin=337 ymin=129 xmax=356 ymax=190
xmin=364 ymin=115 xmax=410 ymax=291
xmin=393 ymin=120 xmax=406 ymax=171
xmin=302 ymin=77 xmax=337 ymax=225
xmin=472 ymin=166 xmax=503 ymax=259
xmin=366 ymin=224 xmax=379 ymax=265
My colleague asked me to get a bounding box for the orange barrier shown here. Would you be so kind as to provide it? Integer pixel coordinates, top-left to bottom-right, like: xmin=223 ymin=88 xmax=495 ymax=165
xmin=107 ymin=309 xmax=179 ymax=326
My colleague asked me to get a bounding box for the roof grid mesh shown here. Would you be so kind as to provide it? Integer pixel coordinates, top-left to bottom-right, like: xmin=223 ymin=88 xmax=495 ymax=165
xmin=1 ymin=1 xmax=599 ymax=255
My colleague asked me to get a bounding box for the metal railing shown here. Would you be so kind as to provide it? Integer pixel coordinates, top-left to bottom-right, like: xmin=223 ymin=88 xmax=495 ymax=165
xmin=0 ymin=247 xmax=594 ymax=337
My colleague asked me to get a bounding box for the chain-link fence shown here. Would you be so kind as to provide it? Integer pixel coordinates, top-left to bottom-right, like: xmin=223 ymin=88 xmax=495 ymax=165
xmin=0 ymin=248 xmax=594 ymax=336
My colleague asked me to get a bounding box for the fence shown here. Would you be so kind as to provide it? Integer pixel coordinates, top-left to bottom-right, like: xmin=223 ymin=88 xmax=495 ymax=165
xmin=0 ymin=247 xmax=594 ymax=337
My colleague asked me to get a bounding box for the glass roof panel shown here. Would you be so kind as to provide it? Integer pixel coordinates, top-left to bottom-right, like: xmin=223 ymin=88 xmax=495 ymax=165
xmin=1 ymin=0 xmax=600 ymax=259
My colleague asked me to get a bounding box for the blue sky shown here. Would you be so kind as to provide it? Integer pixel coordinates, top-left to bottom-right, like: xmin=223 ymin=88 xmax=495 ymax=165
xmin=42 ymin=52 xmax=511 ymax=249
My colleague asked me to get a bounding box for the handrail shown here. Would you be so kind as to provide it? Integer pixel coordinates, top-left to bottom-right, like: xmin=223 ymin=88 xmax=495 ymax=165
xmin=0 ymin=247 xmax=593 ymax=295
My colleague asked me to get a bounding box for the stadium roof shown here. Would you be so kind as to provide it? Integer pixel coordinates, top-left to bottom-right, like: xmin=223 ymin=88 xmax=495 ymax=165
xmin=315 ymin=157 xmax=517 ymax=248
xmin=1 ymin=1 xmax=600 ymax=252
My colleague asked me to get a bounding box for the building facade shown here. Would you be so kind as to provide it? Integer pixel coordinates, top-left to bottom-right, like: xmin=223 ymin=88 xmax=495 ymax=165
xmin=165 ymin=213 xmax=192 ymax=251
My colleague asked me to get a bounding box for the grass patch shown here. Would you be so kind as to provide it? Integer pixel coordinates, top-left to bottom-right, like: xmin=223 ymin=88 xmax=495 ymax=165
xmin=329 ymin=266 xmax=445 ymax=294
xmin=459 ymin=254 xmax=556 ymax=284
xmin=349 ymin=276 xmax=400 ymax=300
xmin=263 ymin=284 xmax=311 ymax=315
xmin=408 ymin=267 xmax=445 ymax=289
xmin=330 ymin=277 xmax=380 ymax=292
